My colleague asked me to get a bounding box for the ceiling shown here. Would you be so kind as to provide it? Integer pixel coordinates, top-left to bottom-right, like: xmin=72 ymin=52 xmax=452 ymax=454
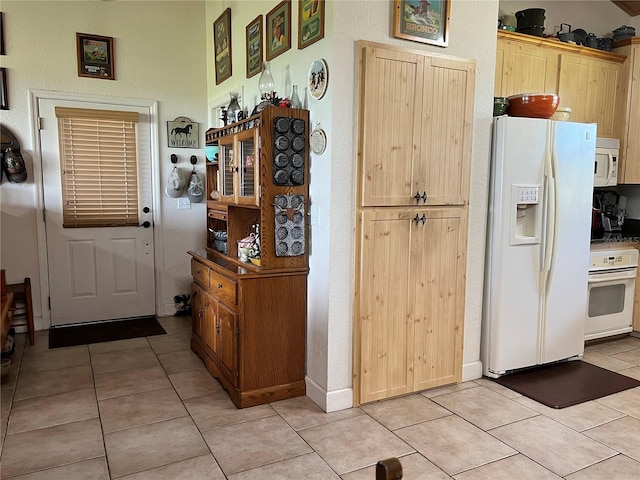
xmin=612 ymin=1 xmax=640 ymax=16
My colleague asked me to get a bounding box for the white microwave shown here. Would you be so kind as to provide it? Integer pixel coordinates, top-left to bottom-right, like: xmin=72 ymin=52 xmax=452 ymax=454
xmin=594 ymin=137 xmax=620 ymax=187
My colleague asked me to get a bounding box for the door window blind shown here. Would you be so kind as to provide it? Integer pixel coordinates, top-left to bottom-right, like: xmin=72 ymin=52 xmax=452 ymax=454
xmin=55 ymin=107 xmax=140 ymax=228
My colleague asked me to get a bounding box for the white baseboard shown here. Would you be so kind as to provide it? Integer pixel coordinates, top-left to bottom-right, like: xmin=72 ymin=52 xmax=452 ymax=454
xmin=462 ymin=360 xmax=483 ymax=382
xmin=305 ymin=376 xmax=354 ymax=413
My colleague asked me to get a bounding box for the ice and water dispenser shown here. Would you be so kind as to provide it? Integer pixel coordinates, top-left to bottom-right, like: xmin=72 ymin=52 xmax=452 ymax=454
xmin=510 ymin=184 xmax=542 ymax=245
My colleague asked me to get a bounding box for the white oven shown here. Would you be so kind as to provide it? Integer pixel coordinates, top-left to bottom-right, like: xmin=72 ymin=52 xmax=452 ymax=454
xmin=586 ymin=248 xmax=638 ymax=341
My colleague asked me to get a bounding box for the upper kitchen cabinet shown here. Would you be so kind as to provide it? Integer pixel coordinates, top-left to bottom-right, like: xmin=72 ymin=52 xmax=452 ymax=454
xmin=614 ymin=38 xmax=640 ymax=183
xmin=496 ymin=31 xmax=625 ymax=138
xmin=495 ymin=36 xmax=559 ymax=97
xmin=359 ymin=44 xmax=475 ymax=207
xmin=558 ymin=54 xmax=621 ymax=137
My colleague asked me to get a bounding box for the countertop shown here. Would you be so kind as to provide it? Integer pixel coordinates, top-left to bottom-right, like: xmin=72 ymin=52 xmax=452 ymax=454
xmin=591 ymin=219 xmax=640 ymax=247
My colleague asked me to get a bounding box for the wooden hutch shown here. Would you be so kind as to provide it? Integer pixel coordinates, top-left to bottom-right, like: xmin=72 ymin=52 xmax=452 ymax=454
xmin=188 ymin=106 xmax=309 ymax=408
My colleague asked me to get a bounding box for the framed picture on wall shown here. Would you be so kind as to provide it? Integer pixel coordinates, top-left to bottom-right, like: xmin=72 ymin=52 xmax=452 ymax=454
xmin=298 ymin=0 xmax=325 ymax=49
xmin=1 ymin=12 xmax=5 ymax=55
xmin=0 ymin=68 xmax=7 ymax=110
xmin=392 ymin=0 xmax=451 ymax=48
xmin=214 ymin=7 xmax=232 ymax=85
xmin=76 ymin=33 xmax=115 ymax=79
xmin=246 ymin=15 xmax=263 ymax=78
xmin=266 ymin=0 xmax=291 ymax=61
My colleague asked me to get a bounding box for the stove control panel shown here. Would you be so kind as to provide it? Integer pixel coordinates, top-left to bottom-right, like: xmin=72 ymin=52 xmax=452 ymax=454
xmin=589 ymin=249 xmax=639 ymax=270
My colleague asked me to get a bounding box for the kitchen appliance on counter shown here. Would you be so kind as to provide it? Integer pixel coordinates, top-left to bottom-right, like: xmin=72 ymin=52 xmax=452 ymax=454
xmin=594 ymin=138 xmax=619 ymax=187
xmin=483 ymin=116 xmax=596 ymax=377
xmin=586 ymin=248 xmax=637 ymax=340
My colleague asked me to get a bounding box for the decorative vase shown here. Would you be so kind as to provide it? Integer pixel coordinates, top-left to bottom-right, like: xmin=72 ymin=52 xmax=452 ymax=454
xmin=227 ymin=92 xmax=241 ymax=125
xmin=290 ymin=85 xmax=302 ymax=109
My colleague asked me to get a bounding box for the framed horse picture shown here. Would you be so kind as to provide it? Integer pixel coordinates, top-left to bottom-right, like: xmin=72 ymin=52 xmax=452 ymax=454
xmin=76 ymin=33 xmax=115 ymax=79
xmin=214 ymin=8 xmax=232 ymax=85
xmin=393 ymin=0 xmax=451 ymax=47
xmin=167 ymin=117 xmax=199 ymax=148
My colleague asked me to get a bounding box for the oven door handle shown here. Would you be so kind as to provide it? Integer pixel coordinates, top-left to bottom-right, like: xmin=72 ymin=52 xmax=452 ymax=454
xmin=588 ymin=269 xmax=637 ymax=283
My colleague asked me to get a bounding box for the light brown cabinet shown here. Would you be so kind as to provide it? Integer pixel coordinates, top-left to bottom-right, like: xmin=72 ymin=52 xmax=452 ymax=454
xmin=613 ymin=38 xmax=640 ymax=184
xmin=358 ymin=208 xmax=467 ymax=402
xmin=495 ymin=31 xmax=625 ymax=139
xmin=189 ymin=106 xmax=309 ymax=408
xmin=355 ymin=41 xmax=473 ymax=405
xmin=360 ymin=49 xmax=474 ymax=207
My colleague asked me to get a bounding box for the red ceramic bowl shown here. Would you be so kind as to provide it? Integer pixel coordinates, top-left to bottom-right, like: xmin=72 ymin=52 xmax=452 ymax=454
xmin=507 ymin=93 xmax=560 ymax=119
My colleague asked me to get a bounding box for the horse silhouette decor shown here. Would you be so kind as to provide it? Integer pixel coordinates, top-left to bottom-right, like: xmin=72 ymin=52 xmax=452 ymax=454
xmin=167 ymin=117 xmax=199 ymax=148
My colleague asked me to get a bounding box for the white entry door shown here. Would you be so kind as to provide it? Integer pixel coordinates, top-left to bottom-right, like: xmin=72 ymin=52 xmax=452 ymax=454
xmin=39 ymin=98 xmax=156 ymax=326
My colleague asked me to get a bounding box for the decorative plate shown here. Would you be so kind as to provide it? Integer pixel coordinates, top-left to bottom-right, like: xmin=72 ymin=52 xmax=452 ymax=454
xmin=310 ymin=123 xmax=327 ymax=155
xmin=308 ymin=59 xmax=328 ymax=100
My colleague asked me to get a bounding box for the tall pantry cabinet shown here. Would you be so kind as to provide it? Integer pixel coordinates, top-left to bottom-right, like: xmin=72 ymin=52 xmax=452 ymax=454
xmin=354 ymin=41 xmax=475 ymax=404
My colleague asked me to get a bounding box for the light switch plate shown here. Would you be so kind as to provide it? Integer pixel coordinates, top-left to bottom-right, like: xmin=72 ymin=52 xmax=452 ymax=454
xmin=177 ymin=198 xmax=191 ymax=210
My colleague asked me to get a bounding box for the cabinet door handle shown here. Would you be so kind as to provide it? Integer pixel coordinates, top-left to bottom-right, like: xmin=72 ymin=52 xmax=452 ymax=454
xmin=195 ymin=270 xmax=201 ymax=276
xmin=198 ymin=309 xmax=203 ymax=318
xmin=421 ymin=191 xmax=428 ymax=203
xmin=217 ymin=283 xmax=223 ymax=289
xmin=413 ymin=191 xmax=421 ymax=204
xmin=413 ymin=214 xmax=420 ymax=225
xmin=215 ymin=324 xmax=221 ymax=334
xmin=421 ymin=213 xmax=427 ymax=225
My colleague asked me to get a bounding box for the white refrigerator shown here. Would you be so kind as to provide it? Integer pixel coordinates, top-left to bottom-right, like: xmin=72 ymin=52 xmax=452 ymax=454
xmin=482 ymin=116 xmax=596 ymax=377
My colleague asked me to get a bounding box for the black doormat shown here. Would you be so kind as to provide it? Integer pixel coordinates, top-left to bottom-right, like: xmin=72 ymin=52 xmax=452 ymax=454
xmin=49 ymin=316 xmax=166 ymax=349
xmin=494 ymin=361 xmax=640 ymax=409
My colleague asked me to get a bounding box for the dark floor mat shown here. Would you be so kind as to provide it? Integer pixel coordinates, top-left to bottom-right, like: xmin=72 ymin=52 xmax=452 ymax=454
xmin=49 ymin=316 xmax=166 ymax=349
xmin=494 ymin=360 xmax=640 ymax=409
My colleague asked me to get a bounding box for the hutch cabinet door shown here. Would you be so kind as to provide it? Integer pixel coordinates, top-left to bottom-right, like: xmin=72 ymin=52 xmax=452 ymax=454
xmin=359 ymin=46 xmax=424 ymax=207
xmin=236 ymin=129 xmax=260 ymax=207
xmin=202 ymin=290 xmax=219 ymax=363
xmin=191 ymin=282 xmax=204 ymax=340
xmin=358 ymin=210 xmax=414 ymax=403
xmin=217 ymin=302 xmax=239 ymax=387
xmin=218 ymin=137 xmax=236 ymax=203
xmin=410 ymin=208 xmax=466 ymax=391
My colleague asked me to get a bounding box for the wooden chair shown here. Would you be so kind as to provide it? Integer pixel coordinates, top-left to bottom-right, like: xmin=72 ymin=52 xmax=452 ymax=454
xmin=6 ymin=277 xmax=34 ymax=345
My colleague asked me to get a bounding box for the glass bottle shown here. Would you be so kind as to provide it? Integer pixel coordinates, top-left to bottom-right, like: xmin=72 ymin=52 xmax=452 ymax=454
xmin=290 ymin=85 xmax=302 ymax=109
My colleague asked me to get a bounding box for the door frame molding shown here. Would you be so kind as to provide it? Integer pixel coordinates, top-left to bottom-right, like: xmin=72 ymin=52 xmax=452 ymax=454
xmin=29 ymin=90 xmax=162 ymax=329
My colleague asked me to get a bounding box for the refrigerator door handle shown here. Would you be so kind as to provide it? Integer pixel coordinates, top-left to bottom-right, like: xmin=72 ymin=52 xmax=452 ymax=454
xmin=542 ymin=147 xmax=555 ymax=276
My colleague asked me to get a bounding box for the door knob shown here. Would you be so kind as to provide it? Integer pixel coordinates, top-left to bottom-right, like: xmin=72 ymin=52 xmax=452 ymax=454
xmin=143 ymin=207 xmax=150 ymax=213
xmin=140 ymin=221 xmax=151 ymax=228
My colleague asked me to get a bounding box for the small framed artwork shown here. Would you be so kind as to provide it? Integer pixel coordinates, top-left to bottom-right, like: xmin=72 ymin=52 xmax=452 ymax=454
xmin=266 ymin=0 xmax=291 ymax=61
xmin=214 ymin=7 xmax=232 ymax=85
xmin=0 ymin=68 xmax=7 ymax=110
xmin=167 ymin=117 xmax=199 ymax=148
xmin=246 ymin=15 xmax=263 ymax=78
xmin=76 ymin=33 xmax=115 ymax=79
xmin=298 ymin=0 xmax=325 ymax=49
xmin=1 ymin=12 xmax=5 ymax=55
xmin=393 ymin=0 xmax=451 ymax=48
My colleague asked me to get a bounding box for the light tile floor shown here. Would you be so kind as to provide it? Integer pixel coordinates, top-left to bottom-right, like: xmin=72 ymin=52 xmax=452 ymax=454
xmin=1 ymin=318 xmax=640 ymax=479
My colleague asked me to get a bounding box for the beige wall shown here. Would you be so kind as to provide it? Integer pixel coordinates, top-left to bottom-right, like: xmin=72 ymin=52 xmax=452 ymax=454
xmin=0 ymin=1 xmax=208 ymax=325
xmin=204 ymin=0 xmax=499 ymax=410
